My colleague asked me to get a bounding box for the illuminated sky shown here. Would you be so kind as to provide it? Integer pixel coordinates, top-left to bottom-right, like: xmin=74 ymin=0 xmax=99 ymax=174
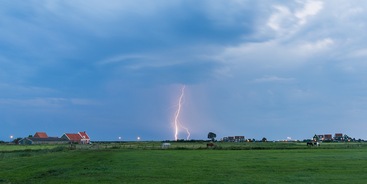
xmin=2 ymin=0 xmax=367 ymax=141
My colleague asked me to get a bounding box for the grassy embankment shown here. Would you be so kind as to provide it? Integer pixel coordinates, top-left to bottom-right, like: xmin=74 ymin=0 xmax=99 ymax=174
xmin=1 ymin=142 xmax=367 ymax=183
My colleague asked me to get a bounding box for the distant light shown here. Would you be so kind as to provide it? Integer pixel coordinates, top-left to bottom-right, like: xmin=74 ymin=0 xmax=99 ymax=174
xmin=137 ymin=136 xmax=141 ymax=141
xmin=118 ymin=137 xmax=121 ymax=140
xmin=10 ymin=135 xmax=13 ymax=139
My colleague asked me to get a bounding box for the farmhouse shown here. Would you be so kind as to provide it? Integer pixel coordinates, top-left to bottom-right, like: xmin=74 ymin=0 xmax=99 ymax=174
xmin=222 ymin=136 xmax=231 ymax=142
xmin=317 ymin=135 xmax=324 ymax=141
xmin=19 ymin=131 xmax=91 ymax=145
xmin=315 ymin=133 xmax=345 ymax=142
xmin=323 ymin=134 xmax=333 ymax=141
xmin=234 ymin=136 xmax=245 ymax=142
xmin=222 ymin=136 xmax=245 ymax=142
xmin=19 ymin=137 xmax=68 ymax=145
xmin=61 ymin=131 xmax=91 ymax=144
xmin=19 ymin=132 xmax=69 ymax=145
xmin=334 ymin=133 xmax=343 ymax=141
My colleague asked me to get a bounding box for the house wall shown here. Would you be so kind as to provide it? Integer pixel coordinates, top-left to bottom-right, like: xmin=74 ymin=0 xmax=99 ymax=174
xmin=19 ymin=138 xmax=33 ymax=145
xmin=61 ymin=134 xmax=68 ymax=141
xmin=32 ymin=141 xmax=68 ymax=144
xmin=324 ymin=134 xmax=332 ymax=140
xmin=80 ymin=139 xmax=90 ymax=144
xmin=222 ymin=136 xmax=245 ymax=142
xmin=19 ymin=138 xmax=68 ymax=145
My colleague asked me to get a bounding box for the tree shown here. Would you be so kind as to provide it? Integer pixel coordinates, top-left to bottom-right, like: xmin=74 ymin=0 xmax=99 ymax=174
xmin=262 ymin=137 xmax=267 ymax=142
xmin=343 ymin=134 xmax=350 ymax=141
xmin=207 ymin=132 xmax=216 ymax=142
xmin=12 ymin=137 xmax=22 ymax=144
xmin=313 ymin=134 xmax=319 ymax=142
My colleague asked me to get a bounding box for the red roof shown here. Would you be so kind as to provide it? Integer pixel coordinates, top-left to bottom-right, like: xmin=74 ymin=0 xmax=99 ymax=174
xmin=79 ymin=132 xmax=90 ymax=140
xmin=34 ymin=132 xmax=48 ymax=138
xmin=65 ymin=133 xmax=82 ymax=141
xmin=324 ymin=134 xmax=332 ymax=139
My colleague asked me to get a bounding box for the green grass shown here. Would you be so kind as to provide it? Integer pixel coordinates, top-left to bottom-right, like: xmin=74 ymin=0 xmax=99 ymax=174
xmin=1 ymin=143 xmax=367 ymax=183
xmin=91 ymin=141 xmax=367 ymax=150
xmin=0 ymin=144 xmax=62 ymax=152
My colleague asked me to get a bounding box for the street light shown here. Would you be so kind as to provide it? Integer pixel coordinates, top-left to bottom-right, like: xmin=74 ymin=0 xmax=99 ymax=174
xmin=9 ymin=135 xmax=13 ymax=144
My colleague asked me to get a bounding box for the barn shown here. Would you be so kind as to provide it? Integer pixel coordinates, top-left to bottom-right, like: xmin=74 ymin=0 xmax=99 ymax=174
xmin=19 ymin=132 xmax=69 ymax=145
xmin=19 ymin=137 xmax=68 ymax=145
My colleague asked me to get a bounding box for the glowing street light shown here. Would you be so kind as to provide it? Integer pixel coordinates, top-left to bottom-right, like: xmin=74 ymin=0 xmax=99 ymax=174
xmin=9 ymin=135 xmax=14 ymax=144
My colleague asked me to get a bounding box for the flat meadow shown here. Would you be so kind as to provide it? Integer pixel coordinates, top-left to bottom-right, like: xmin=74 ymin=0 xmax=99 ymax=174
xmin=1 ymin=142 xmax=367 ymax=183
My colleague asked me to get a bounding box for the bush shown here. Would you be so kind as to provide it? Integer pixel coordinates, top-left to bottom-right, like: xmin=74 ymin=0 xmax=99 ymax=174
xmin=51 ymin=146 xmax=67 ymax=152
xmin=111 ymin=146 xmax=120 ymax=149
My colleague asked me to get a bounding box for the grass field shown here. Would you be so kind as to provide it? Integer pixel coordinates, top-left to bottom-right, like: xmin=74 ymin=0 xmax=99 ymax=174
xmin=1 ymin=142 xmax=367 ymax=183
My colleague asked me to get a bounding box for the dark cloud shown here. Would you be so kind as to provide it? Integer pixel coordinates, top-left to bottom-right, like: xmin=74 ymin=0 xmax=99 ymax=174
xmin=3 ymin=1 xmax=367 ymax=141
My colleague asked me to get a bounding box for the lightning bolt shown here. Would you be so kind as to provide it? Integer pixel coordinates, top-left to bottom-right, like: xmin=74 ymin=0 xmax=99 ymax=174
xmin=181 ymin=125 xmax=190 ymax=140
xmin=174 ymin=85 xmax=191 ymax=141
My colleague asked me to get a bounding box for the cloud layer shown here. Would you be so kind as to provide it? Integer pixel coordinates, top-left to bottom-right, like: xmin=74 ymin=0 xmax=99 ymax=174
xmin=2 ymin=0 xmax=367 ymax=141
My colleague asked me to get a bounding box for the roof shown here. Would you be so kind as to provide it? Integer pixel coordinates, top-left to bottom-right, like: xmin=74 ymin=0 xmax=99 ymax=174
xmin=234 ymin=136 xmax=245 ymax=138
xmin=64 ymin=133 xmax=82 ymax=141
xmin=34 ymin=132 xmax=48 ymax=138
xmin=79 ymin=131 xmax=90 ymax=140
xmin=324 ymin=134 xmax=332 ymax=138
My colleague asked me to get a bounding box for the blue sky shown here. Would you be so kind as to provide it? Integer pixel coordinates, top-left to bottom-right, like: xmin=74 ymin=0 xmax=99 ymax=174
xmin=2 ymin=0 xmax=367 ymax=141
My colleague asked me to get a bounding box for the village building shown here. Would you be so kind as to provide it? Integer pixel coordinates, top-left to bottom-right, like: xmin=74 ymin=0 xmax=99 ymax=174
xmin=222 ymin=136 xmax=245 ymax=142
xmin=234 ymin=136 xmax=245 ymax=142
xmin=317 ymin=135 xmax=324 ymax=141
xmin=19 ymin=131 xmax=91 ymax=145
xmin=334 ymin=133 xmax=343 ymax=141
xmin=313 ymin=133 xmax=345 ymax=142
xmin=323 ymin=134 xmax=333 ymax=141
xmin=19 ymin=137 xmax=68 ymax=145
xmin=19 ymin=132 xmax=68 ymax=145
xmin=61 ymin=131 xmax=91 ymax=144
